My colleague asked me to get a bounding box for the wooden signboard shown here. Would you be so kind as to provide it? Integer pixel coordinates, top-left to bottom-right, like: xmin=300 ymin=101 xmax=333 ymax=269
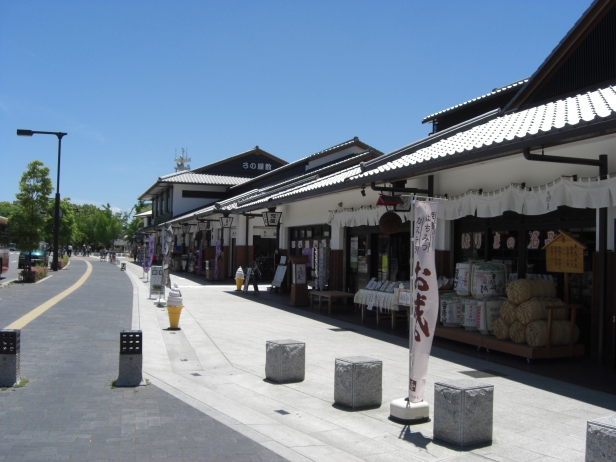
xmin=543 ymin=230 xmax=586 ymax=274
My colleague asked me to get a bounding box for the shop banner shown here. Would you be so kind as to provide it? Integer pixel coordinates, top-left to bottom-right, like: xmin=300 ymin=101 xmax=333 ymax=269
xmin=142 ymin=235 xmax=154 ymax=273
xmin=197 ymin=237 xmax=203 ymax=276
xmin=409 ymin=200 xmax=439 ymax=403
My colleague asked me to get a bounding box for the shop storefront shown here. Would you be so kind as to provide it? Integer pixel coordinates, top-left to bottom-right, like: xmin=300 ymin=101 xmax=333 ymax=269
xmin=453 ymin=206 xmax=596 ymax=349
xmin=346 ymin=225 xmax=411 ymax=294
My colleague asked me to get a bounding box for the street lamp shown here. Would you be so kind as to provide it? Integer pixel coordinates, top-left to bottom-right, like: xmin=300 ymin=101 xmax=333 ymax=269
xmin=17 ymin=129 xmax=67 ymax=271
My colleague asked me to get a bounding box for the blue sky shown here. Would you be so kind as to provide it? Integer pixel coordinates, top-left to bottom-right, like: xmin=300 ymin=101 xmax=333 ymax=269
xmin=0 ymin=0 xmax=593 ymax=213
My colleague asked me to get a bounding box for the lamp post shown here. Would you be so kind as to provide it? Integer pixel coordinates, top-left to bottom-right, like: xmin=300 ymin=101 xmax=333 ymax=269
xmin=17 ymin=129 xmax=67 ymax=271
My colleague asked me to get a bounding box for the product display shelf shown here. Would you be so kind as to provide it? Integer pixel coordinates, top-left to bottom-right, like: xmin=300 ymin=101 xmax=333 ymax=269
xmin=435 ymin=304 xmax=584 ymax=362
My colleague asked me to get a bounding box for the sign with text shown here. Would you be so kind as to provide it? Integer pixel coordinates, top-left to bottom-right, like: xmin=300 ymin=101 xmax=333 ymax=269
xmin=544 ymin=231 xmax=586 ymax=274
xmin=262 ymin=211 xmax=282 ymax=226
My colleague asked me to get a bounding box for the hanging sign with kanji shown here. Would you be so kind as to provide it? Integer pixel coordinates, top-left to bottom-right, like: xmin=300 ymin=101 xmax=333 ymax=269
xmin=543 ymin=230 xmax=586 ymax=274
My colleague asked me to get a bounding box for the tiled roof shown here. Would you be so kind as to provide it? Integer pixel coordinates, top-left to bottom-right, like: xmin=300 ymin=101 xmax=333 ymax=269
xmin=224 ymin=84 xmax=616 ymax=211
xmin=353 ymin=84 xmax=616 ymax=180
xmin=229 ymin=137 xmax=378 ymax=191
xmin=158 ymin=172 xmax=250 ymax=185
xmin=218 ymin=151 xmax=374 ymax=211
xmin=422 ymin=79 xmax=529 ymax=123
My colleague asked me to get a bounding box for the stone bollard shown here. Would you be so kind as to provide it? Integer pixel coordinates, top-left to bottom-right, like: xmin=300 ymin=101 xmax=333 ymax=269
xmin=334 ymin=356 xmax=382 ymax=409
xmin=265 ymin=340 xmax=305 ymax=383
xmin=0 ymin=330 xmax=20 ymax=387
xmin=115 ymin=330 xmax=143 ymax=387
xmin=434 ymin=379 xmax=493 ymax=447
xmin=586 ymin=414 xmax=616 ymax=461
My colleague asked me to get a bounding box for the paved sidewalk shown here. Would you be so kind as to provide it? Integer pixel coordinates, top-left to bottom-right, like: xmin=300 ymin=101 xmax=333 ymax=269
xmin=0 ymin=258 xmax=287 ymax=461
xmin=126 ymin=262 xmax=616 ymax=462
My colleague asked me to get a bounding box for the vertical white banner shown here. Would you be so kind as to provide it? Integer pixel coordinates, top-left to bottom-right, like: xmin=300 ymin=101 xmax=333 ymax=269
xmin=409 ymin=200 xmax=439 ymax=403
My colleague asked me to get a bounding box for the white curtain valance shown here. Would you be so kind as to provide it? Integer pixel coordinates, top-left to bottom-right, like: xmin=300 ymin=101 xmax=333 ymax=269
xmin=328 ymin=205 xmax=411 ymax=227
xmin=441 ymin=174 xmax=616 ymax=220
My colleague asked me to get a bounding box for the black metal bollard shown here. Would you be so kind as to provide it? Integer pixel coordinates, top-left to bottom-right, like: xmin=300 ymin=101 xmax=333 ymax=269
xmin=0 ymin=330 xmax=20 ymax=387
xmin=114 ymin=330 xmax=143 ymax=387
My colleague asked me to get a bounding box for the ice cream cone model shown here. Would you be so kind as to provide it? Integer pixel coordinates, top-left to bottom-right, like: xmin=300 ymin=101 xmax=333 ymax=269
xmin=235 ymin=267 xmax=245 ymax=291
xmin=166 ymin=285 xmax=184 ymax=330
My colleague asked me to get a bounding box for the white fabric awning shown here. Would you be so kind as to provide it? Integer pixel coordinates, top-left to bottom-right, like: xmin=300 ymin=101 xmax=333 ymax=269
xmin=441 ymin=174 xmax=616 ymax=220
xmin=328 ymin=206 xmax=411 ymax=227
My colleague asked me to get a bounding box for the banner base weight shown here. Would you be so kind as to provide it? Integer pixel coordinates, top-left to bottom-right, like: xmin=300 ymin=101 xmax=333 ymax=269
xmin=389 ymin=398 xmax=430 ymax=424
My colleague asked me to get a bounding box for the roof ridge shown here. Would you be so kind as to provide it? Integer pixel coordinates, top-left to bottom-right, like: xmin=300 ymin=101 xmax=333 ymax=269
xmin=422 ymin=79 xmax=528 ymax=123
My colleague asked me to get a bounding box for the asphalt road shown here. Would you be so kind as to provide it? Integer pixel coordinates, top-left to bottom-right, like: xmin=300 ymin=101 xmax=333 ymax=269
xmin=0 ymin=251 xmax=21 ymax=285
xmin=0 ymin=258 xmax=287 ymax=461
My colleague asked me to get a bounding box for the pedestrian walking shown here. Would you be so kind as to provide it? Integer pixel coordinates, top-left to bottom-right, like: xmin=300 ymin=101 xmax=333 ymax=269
xmin=67 ymin=244 xmax=73 ymax=257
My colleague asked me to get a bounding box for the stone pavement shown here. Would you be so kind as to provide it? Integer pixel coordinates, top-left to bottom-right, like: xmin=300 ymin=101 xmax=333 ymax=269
xmin=124 ymin=262 xmax=616 ymax=462
xmin=2 ymin=257 xmax=616 ymax=461
xmin=0 ymin=257 xmax=286 ymax=461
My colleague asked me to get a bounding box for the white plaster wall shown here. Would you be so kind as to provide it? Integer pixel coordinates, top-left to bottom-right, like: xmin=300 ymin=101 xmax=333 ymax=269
xmin=407 ymin=134 xmax=616 ymax=251
xmin=171 ymin=184 xmax=226 ymax=217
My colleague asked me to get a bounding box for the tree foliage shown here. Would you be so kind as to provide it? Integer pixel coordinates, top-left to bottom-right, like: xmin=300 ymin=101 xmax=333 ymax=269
xmin=93 ymin=204 xmax=123 ymax=248
xmin=8 ymin=161 xmax=53 ymax=267
xmin=0 ymin=201 xmax=16 ymax=219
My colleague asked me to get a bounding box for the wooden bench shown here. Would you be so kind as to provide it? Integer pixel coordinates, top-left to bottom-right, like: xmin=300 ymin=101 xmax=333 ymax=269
xmin=309 ymin=290 xmax=355 ymax=315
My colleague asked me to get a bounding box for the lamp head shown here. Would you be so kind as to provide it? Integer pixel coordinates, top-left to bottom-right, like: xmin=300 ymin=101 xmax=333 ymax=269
xmin=17 ymin=129 xmax=33 ymax=137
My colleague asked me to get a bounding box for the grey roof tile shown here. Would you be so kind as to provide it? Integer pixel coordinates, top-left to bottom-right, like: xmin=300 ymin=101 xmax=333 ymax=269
xmin=422 ymin=79 xmax=529 ymax=123
xmin=158 ymin=172 xmax=250 ymax=185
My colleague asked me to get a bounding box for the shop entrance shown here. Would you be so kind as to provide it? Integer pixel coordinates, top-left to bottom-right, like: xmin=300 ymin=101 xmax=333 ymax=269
xmin=347 ymin=225 xmax=411 ymax=293
xmin=253 ymin=235 xmax=276 ymax=280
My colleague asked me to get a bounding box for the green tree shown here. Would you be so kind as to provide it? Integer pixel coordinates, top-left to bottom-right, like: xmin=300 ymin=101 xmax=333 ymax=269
xmin=73 ymin=203 xmax=100 ymax=247
xmin=0 ymin=201 xmax=16 ymax=219
xmin=43 ymin=198 xmax=78 ymax=252
xmin=8 ymin=161 xmax=53 ymax=269
xmin=93 ymin=204 xmax=123 ymax=249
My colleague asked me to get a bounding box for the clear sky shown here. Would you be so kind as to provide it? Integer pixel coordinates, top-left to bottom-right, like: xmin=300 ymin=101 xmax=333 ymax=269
xmin=0 ymin=0 xmax=593 ymax=214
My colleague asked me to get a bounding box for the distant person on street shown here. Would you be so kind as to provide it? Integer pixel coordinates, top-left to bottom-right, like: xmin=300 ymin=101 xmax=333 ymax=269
xmin=67 ymin=244 xmax=72 ymax=257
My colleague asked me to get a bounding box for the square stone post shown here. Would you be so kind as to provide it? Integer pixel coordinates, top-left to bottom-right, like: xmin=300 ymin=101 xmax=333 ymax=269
xmin=0 ymin=330 xmax=20 ymax=388
xmin=115 ymin=330 xmax=143 ymax=387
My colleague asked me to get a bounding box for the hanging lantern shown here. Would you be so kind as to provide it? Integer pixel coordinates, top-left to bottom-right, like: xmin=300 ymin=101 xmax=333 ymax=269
xmin=379 ymin=211 xmax=402 ymax=234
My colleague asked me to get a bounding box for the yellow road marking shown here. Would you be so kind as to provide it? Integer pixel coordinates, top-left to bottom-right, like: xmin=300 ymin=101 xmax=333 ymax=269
xmin=5 ymin=260 xmax=93 ymax=330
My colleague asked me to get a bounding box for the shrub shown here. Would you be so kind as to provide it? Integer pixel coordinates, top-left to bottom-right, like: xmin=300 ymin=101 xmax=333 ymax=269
xmin=20 ymin=266 xmax=48 ymax=283
xmin=57 ymin=255 xmax=69 ymax=269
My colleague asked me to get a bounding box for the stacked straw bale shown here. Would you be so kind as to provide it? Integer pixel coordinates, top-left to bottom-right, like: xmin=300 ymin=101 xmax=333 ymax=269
xmin=500 ymin=301 xmax=519 ymax=325
xmin=493 ymin=318 xmax=510 ymax=340
xmin=516 ymin=298 xmax=567 ymax=325
xmin=509 ymin=321 xmax=527 ymax=344
xmin=526 ymin=320 xmax=580 ymax=347
xmin=506 ymin=279 xmax=557 ymax=304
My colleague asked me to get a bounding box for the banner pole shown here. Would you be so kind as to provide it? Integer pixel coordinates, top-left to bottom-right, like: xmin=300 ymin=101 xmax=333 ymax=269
xmin=390 ymin=194 xmax=441 ymax=424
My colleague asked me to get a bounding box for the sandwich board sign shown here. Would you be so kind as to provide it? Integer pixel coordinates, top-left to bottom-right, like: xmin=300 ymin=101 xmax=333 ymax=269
xmin=150 ymin=266 xmax=164 ymax=298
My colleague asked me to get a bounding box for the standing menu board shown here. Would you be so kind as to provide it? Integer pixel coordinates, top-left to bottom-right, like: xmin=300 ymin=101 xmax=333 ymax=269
xmin=149 ymin=266 xmax=164 ymax=298
xmin=271 ymin=265 xmax=287 ymax=289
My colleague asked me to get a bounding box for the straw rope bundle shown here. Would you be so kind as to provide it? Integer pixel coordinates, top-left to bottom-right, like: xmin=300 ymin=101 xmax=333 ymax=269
xmin=509 ymin=321 xmax=527 ymax=344
xmin=506 ymin=279 xmax=557 ymax=304
xmin=500 ymin=301 xmax=518 ymax=325
xmin=526 ymin=320 xmax=580 ymax=347
xmin=516 ymin=298 xmax=567 ymax=325
xmin=493 ymin=317 xmax=510 ymax=340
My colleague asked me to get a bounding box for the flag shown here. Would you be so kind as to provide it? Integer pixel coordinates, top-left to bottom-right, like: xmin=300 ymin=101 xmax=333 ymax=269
xmin=409 ymin=200 xmax=439 ymax=403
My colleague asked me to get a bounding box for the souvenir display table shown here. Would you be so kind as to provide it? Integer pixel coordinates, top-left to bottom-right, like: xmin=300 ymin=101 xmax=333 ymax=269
xmin=309 ymin=290 xmax=355 ymax=314
xmin=354 ymin=288 xmax=409 ymax=328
